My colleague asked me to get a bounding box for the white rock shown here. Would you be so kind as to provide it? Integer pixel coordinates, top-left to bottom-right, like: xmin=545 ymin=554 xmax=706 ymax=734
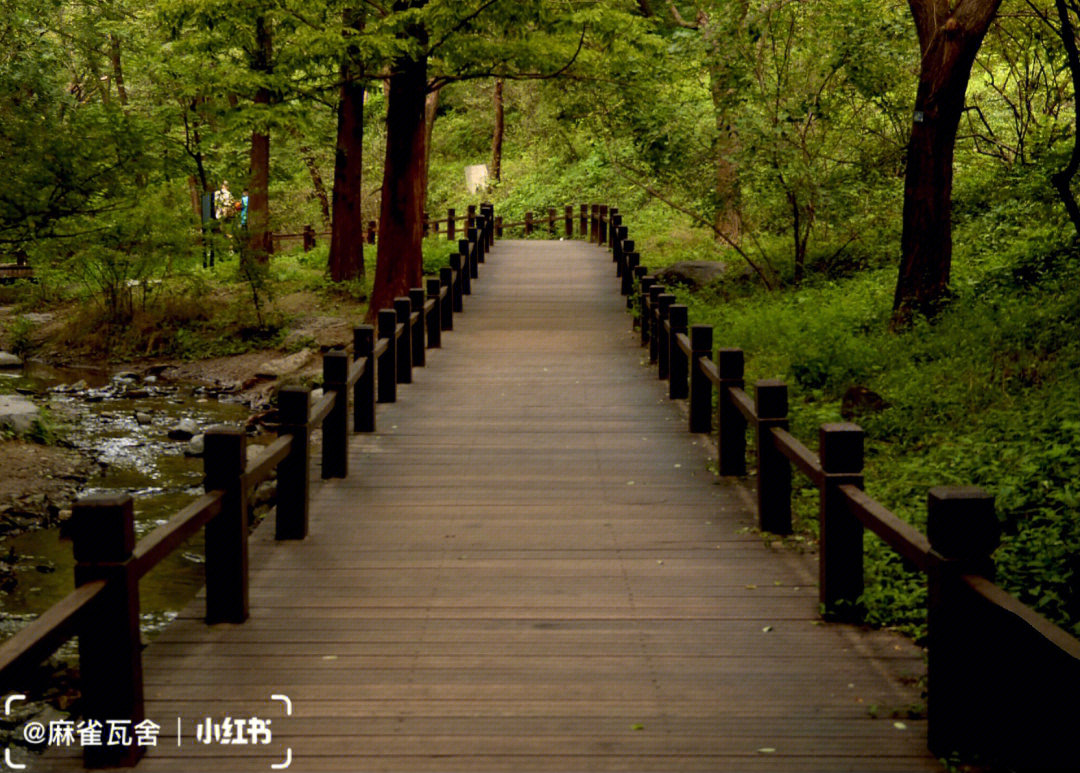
xmin=255 ymin=349 xmax=313 ymax=379
xmin=0 ymin=351 xmax=23 ymax=369
xmin=0 ymin=394 xmax=39 ymax=434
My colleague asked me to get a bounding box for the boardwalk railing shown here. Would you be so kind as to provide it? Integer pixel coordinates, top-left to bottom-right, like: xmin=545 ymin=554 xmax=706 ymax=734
xmin=0 ymin=206 xmax=498 ymax=768
xmin=574 ymin=201 xmax=1080 ymax=770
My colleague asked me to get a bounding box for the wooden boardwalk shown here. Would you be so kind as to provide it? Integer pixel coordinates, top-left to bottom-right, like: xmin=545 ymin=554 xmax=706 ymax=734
xmin=51 ymin=239 xmax=938 ymax=771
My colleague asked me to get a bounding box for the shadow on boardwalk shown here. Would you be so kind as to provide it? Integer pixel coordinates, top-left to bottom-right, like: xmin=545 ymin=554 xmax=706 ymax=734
xmin=49 ymin=240 xmax=940 ymax=771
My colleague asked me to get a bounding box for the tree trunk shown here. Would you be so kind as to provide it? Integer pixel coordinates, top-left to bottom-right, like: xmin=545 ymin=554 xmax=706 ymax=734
xmin=893 ymin=0 xmax=1003 ymax=324
xmin=422 ymin=85 xmax=441 ymax=210
xmin=296 ymin=138 xmax=332 ymax=229
xmin=247 ymin=15 xmax=273 ymax=263
xmin=329 ymin=15 xmax=366 ymax=283
xmin=491 ymin=79 xmax=504 ymax=181
xmin=368 ymin=50 xmax=428 ymax=318
xmin=109 ymin=34 xmax=128 ymax=106
xmin=1051 ymin=0 xmax=1080 ymax=238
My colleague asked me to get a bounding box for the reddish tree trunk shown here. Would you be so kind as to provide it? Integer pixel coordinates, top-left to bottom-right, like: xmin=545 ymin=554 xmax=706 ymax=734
xmin=368 ymin=51 xmax=428 ymax=318
xmin=329 ymin=73 xmax=366 ymax=281
xmin=893 ymin=0 xmax=1003 ymax=324
xmin=247 ymin=15 xmax=273 ymax=262
xmin=491 ymin=79 xmax=504 ymax=181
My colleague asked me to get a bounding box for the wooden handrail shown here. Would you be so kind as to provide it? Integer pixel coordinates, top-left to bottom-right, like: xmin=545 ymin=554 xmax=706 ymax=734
xmin=838 ymin=484 xmax=933 ymax=571
xmin=308 ymin=391 xmax=336 ymax=428
xmin=241 ymin=435 xmax=293 ymax=491
xmin=771 ymin=427 xmax=824 ymax=487
xmin=728 ymin=385 xmax=757 ymax=423
xmin=131 ymin=492 xmax=225 ymax=579
xmin=0 ymin=580 xmax=107 ymax=683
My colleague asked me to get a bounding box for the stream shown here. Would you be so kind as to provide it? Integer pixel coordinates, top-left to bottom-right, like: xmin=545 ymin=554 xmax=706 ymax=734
xmin=0 ymin=362 xmax=259 ymax=646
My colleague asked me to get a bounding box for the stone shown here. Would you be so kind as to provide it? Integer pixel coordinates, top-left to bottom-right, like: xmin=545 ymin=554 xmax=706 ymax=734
xmin=255 ymin=349 xmax=313 ymax=379
xmin=0 ymin=394 xmax=39 ymax=435
xmin=654 ymin=260 xmax=727 ymax=290
xmin=168 ymin=418 xmax=200 ymax=441
xmin=185 ymin=434 xmax=205 ymax=457
xmin=246 ymin=444 xmax=266 ymax=464
xmin=134 ymin=411 xmax=152 ymax=426
xmin=0 ymin=351 xmax=23 ymax=369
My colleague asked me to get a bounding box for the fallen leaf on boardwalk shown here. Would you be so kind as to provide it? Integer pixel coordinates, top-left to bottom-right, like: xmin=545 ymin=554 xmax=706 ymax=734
xmin=894 ymin=722 xmax=907 ymax=730
xmin=656 ymin=560 xmax=664 ymax=565
xmin=745 ymin=584 xmax=757 ymax=589
xmin=756 ymin=747 xmax=776 ymax=754
xmin=630 ymin=724 xmax=644 ymax=731
xmin=762 ymin=625 xmax=773 ymax=633
xmin=322 ymin=655 xmax=338 ymax=660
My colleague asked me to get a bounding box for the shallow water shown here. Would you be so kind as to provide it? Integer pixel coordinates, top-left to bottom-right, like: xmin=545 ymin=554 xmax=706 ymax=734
xmin=0 ymin=361 xmax=254 ymax=642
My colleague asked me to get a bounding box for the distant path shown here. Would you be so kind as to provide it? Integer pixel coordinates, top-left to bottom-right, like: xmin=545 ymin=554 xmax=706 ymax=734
xmin=52 ymin=239 xmax=938 ymax=771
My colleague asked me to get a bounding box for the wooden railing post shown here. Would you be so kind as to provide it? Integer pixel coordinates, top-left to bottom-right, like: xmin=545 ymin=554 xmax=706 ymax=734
xmin=276 ymin=386 xmax=311 ymax=538
xmin=71 ymin=494 xmax=144 ymax=768
xmin=565 ymin=205 xmax=573 ymax=237
xmin=819 ymin=423 xmax=865 ymax=619
xmin=647 ymin=284 xmax=665 ymax=357
xmin=580 ymin=203 xmax=588 ymax=237
xmin=203 ymin=427 xmax=249 ymax=621
xmin=423 ymin=211 xmax=430 ymax=237
xmin=717 ymin=349 xmax=746 ymax=475
xmin=548 ymin=207 xmax=556 ymax=234
xmin=926 ymin=486 xmax=1000 ymax=760
xmin=638 ymin=275 xmax=655 ymax=336
xmin=656 ymin=293 xmax=675 ymax=377
xmin=367 ymin=220 xmax=376 ymax=245
xmin=439 ymin=267 xmax=455 ymax=327
xmin=377 ymin=309 xmax=398 ymax=403
xmin=394 ymin=297 xmax=413 ymax=385
xmin=468 ymin=226 xmax=482 ymax=270
xmin=622 ymin=250 xmax=639 ymax=296
xmin=322 ymin=350 xmax=349 ymax=479
xmin=630 ymin=264 xmax=646 ymax=310
xmin=689 ymin=326 xmax=713 ymax=433
xmin=599 ymin=204 xmax=608 ymax=245
xmin=457 ymin=240 xmax=473 ymax=292
xmin=303 ymin=224 xmax=316 ymax=252
xmin=755 ymin=380 xmax=792 ymax=534
xmin=447 ymin=208 xmax=456 ymax=242
xmin=353 ymin=325 xmax=375 ymax=432
xmin=496 ymin=215 xmax=503 ymax=238
xmin=449 ymin=254 xmax=465 ymax=311
xmin=525 ymin=211 xmax=533 ymax=235
xmin=613 ymin=225 xmax=626 ymax=272
xmin=590 ymin=204 xmax=599 ymax=242
xmin=426 ymin=278 xmax=442 ymax=348
xmin=668 ymin=304 xmax=689 ymax=399
xmin=409 ymin=288 xmax=426 ymax=367
xmin=467 ymin=203 xmax=476 ymax=231
xmin=482 ymin=203 xmax=495 ymax=247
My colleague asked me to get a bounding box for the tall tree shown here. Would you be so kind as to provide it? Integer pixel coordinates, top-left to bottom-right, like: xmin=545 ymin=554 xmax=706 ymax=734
xmin=247 ymin=13 xmax=274 ymax=262
xmin=892 ymin=0 xmax=1005 ymax=323
xmin=329 ymin=8 xmax=367 ymax=282
xmin=491 ymin=78 xmax=504 ymax=181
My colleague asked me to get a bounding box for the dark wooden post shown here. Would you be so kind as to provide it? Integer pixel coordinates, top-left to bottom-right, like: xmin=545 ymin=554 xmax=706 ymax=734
xmin=496 ymin=215 xmax=503 ymax=238
xmin=647 ymin=284 xmax=665 ymax=357
xmin=457 ymin=239 xmax=473 ymax=292
xmin=276 ymin=386 xmax=311 ymax=538
xmin=819 ymin=423 xmax=865 ymax=619
xmin=409 ymin=288 xmax=425 ymax=367
xmin=525 ymin=211 xmax=533 ymax=235
xmin=377 ymin=309 xmax=398 ymax=403
xmin=322 ymin=350 xmax=349 ymax=479
xmin=755 ymin=380 xmax=792 ymax=534
xmin=467 ymin=203 xmax=476 ymax=231
xmin=590 ymin=204 xmax=599 ymax=242
xmin=426 ymin=278 xmax=442 ymax=348
xmin=481 ymin=203 xmax=495 ymax=248
xmin=394 ymin=297 xmax=413 ymax=385
xmin=203 ymin=427 xmax=248 ymax=621
xmin=668 ymin=305 xmax=689 ymax=399
xmin=622 ymin=250 xmax=639 ymax=296
xmin=656 ymin=293 xmax=675 ymax=374
xmin=447 ymin=208 xmax=456 ymax=242
xmin=303 ymin=224 xmax=316 ymax=252
xmin=548 ymin=207 xmax=556 ymax=234
xmin=630 ymin=264 xmax=646 ymax=310
xmin=612 ymin=219 xmax=624 ymax=266
xmin=439 ymin=267 xmax=455 ymax=327
xmin=449 ymin=254 xmax=465 ymax=311
xmin=433 ymin=216 xmax=439 ymax=234
xmin=71 ymin=495 xmax=144 ymax=768
xmin=469 ymin=226 xmax=483 ymax=269
xmin=599 ymin=204 xmax=608 ymax=245
xmin=353 ymin=326 xmax=375 ymax=432
xmin=422 ymin=211 xmax=430 ymax=237
xmin=689 ymin=326 xmax=713 ymax=433
xmin=580 ymin=203 xmax=588 ymax=237
xmin=717 ymin=349 xmax=746 ymax=475
xmin=565 ymin=205 xmax=573 ymax=237
xmin=367 ymin=221 xmax=376 ymax=245
xmin=638 ymin=275 xmax=655 ymax=337
xmin=926 ymin=486 xmax=1000 ymax=760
